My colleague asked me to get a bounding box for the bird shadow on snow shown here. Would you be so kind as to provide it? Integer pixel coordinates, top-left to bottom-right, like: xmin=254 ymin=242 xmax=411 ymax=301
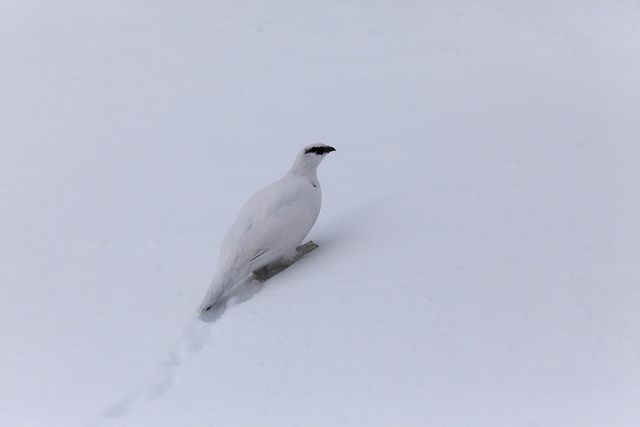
xmin=198 ymin=275 xmax=266 ymax=323
xmin=199 ymin=238 xmax=328 ymax=322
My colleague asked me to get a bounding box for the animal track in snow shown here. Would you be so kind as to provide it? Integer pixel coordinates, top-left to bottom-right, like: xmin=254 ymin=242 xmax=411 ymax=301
xmin=85 ymin=276 xmax=270 ymax=426
xmin=85 ymin=318 xmax=213 ymax=426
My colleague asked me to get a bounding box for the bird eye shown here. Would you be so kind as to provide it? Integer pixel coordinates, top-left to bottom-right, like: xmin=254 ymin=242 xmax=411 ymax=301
xmin=304 ymin=146 xmax=336 ymax=155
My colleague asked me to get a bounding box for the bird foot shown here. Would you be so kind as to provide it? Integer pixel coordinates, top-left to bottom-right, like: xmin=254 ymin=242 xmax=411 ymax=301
xmin=252 ymin=241 xmax=319 ymax=282
xmin=296 ymin=240 xmax=318 ymax=255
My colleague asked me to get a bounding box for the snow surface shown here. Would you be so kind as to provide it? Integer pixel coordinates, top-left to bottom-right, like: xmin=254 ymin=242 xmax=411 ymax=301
xmin=2 ymin=1 xmax=640 ymax=426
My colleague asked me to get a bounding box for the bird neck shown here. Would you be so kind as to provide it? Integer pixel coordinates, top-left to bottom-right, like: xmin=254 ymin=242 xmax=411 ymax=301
xmin=287 ymin=160 xmax=320 ymax=179
xmin=288 ymin=162 xmax=320 ymax=186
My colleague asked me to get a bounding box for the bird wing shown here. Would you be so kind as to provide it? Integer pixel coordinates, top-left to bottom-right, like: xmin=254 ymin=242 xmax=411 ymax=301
xmin=220 ymin=176 xmax=321 ymax=272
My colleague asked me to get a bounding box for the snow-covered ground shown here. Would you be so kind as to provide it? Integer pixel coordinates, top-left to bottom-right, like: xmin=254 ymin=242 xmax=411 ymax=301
xmin=2 ymin=1 xmax=640 ymax=426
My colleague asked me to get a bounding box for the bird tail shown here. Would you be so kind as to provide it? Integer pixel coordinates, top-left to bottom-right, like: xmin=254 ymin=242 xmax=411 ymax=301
xmin=198 ymin=269 xmax=248 ymax=313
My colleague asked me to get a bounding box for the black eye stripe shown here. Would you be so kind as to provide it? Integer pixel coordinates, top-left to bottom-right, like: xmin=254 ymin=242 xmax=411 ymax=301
xmin=304 ymin=146 xmax=336 ymax=155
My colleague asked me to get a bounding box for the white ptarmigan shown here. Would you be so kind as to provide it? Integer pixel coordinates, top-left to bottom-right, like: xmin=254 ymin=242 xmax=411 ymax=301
xmin=198 ymin=144 xmax=336 ymax=312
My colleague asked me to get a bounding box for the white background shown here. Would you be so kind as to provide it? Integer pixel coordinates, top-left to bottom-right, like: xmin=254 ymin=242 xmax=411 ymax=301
xmin=2 ymin=1 xmax=639 ymax=426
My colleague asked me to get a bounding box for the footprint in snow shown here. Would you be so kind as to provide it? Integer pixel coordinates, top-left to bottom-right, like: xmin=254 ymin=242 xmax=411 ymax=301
xmin=87 ymin=276 xmax=270 ymax=426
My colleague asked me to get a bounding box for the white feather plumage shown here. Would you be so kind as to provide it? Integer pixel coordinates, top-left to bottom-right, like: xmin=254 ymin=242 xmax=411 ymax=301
xmin=198 ymin=144 xmax=335 ymax=312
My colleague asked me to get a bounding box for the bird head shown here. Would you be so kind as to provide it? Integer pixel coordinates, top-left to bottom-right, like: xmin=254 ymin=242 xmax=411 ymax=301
xmin=290 ymin=144 xmax=336 ymax=175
